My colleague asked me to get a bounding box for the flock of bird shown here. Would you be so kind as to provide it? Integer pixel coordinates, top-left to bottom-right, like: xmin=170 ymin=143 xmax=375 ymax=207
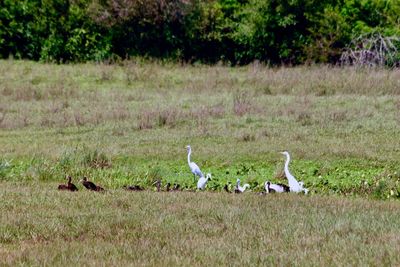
xmin=58 ymin=145 xmax=309 ymax=195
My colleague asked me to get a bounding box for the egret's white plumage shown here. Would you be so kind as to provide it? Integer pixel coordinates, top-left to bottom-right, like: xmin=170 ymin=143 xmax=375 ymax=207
xmin=235 ymin=178 xmax=250 ymax=193
xmin=264 ymin=181 xmax=289 ymax=193
xmin=197 ymin=173 xmax=211 ymax=190
xmin=299 ymin=181 xmax=309 ymax=194
xmin=281 ymin=151 xmax=309 ymax=194
xmin=186 ymin=145 xmax=204 ymax=182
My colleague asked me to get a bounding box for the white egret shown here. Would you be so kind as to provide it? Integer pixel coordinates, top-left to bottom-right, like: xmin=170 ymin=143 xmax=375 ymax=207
xmin=264 ymin=181 xmax=290 ymax=193
xmin=186 ymin=145 xmax=204 ymax=182
xmin=280 ymin=151 xmax=309 ymax=194
xmin=299 ymin=181 xmax=309 ymax=194
xmin=235 ymin=178 xmax=250 ymax=193
xmin=197 ymin=173 xmax=211 ymax=190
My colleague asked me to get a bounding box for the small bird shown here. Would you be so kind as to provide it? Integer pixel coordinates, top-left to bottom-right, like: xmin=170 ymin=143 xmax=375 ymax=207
xmin=264 ymin=181 xmax=290 ymax=193
xmin=58 ymin=182 xmax=68 ymax=191
xmin=58 ymin=175 xmax=78 ymax=192
xmin=234 ymin=178 xmax=250 ymax=193
xmin=186 ymin=145 xmax=204 ymax=183
xmin=281 ymin=151 xmax=309 ymax=194
xmin=80 ymin=176 xmax=104 ymax=192
xmin=197 ymin=173 xmax=211 ymax=190
xmin=153 ymin=179 xmax=161 ymax=192
xmin=124 ymin=185 xmax=144 ymax=191
xmin=223 ymin=184 xmax=231 ymax=193
xmin=166 ymin=183 xmax=181 ymax=192
xmin=172 ymin=183 xmax=180 ymax=191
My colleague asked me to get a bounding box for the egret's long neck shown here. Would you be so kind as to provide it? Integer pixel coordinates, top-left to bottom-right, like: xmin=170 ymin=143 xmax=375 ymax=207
xmin=187 ymin=149 xmax=191 ymax=165
xmin=284 ymin=154 xmax=290 ymax=176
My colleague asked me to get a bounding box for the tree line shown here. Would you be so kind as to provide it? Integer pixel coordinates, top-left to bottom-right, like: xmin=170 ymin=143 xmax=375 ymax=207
xmin=0 ymin=0 xmax=399 ymax=65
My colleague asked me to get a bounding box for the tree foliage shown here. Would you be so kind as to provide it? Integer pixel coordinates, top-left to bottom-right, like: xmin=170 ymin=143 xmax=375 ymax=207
xmin=0 ymin=0 xmax=399 ymax=65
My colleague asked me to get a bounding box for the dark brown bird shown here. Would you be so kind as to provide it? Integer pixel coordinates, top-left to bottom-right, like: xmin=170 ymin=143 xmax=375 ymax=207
xmin=172 ymin=183 xmax=180 ymax=191
xmin=80 ymin=176 xmax=104 ymax=192
xmin=154 ymin=179 xmax=161 ymax=192
xmin=166 ymin=183 xmax=180 ymax=192
xmin=223 ymin=184 xmax=231 ymax=193
xmin=67 ymin=176 xmax=79 ymax=191
xmin=58 ymin=184 xmax=68 ymax=190
xmin=124 ymin=185 xmax=144 ymax=191
xmin=58 ymin=176 xmax=78 ymax=191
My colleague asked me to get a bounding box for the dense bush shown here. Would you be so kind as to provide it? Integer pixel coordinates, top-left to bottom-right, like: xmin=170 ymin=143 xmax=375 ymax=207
xmin=0 ymin=0 xmax=110 ymax=62
xmin=0 ymin=0 xmax=399 ymax=64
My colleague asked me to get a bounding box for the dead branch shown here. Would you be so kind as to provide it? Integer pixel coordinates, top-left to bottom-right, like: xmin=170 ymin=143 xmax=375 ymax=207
xmin=340 ymin=33 xmax=400 ymax=67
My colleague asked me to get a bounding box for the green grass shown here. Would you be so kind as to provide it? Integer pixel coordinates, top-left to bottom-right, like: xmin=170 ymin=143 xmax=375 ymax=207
xmin=1 ymin=182 xmax=400 ymax=266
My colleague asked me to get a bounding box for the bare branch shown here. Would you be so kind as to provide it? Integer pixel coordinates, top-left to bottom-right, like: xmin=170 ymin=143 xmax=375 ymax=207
xmin=340 ymin=33 xmax=400 ymax=67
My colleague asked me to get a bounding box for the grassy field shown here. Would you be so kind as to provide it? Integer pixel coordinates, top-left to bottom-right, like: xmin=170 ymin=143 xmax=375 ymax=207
xmin=1 ymin=60 xmax=400 ymax=265
xmin=1 ymin=183 xmax=400 ymax=266
xmin=1 ymin=60 xmax=400 ymax=196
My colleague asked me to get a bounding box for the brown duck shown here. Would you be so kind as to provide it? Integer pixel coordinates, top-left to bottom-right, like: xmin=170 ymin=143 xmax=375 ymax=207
xmin=80 ymin=176 xmax=104 ymax=192
xmin=123 ymin=185 xmax=144 ymax=191
xmin=58 ymin=176 xmax=78 ymax=192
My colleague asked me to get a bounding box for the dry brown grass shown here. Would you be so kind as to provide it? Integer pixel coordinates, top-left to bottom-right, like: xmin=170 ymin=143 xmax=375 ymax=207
xmin=0 ymin=61 xmax=399 ymax=131
xmin=1 ymin=182 xmax=400 ymax=266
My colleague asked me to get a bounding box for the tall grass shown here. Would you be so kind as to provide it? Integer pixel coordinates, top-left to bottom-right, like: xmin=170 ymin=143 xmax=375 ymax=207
xmin=1 ymin=183 xmax=400 ymax=266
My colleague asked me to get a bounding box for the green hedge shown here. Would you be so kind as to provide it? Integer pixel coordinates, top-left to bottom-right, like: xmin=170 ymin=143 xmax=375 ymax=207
xmin=0 ymin=0 xmax=399 ymax=64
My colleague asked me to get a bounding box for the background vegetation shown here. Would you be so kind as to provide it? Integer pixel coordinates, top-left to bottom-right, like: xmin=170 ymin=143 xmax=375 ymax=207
xmin=0 ymin=0 xmax=399 ymax=65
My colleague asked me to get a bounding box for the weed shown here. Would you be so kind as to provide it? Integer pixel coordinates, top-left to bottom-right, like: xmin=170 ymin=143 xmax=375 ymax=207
xmin=82 ymin=149 xmax=111 ymax=169
xmin=233 ymin=90 xmax=251 ymax=116
xmin=137 ymin=110 xmax=155 ymax=130
xmin=238 ymin=132 xmax=256 ymax=142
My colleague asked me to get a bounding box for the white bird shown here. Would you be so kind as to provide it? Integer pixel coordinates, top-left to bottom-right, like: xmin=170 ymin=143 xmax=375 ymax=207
xmin=280 ymin=151 xmax=309 ymax=194
xmin=186 ymin=145 xmax=204 ymax=182
xmin=197 ymin=173 xmax=211 ymax=190
xmin=235 ymin=178 xmax=250 ymax=193
xmin=264 ymin=181 xmax=290 ymax=193
xmin=299 ymin=181 xmax=309 ymax=194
